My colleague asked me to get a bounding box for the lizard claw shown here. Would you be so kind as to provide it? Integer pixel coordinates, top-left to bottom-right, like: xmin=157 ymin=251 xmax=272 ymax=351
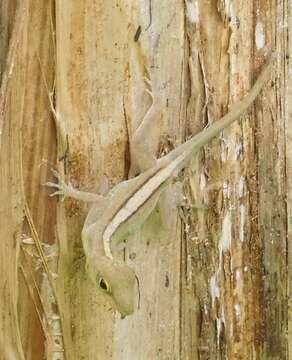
xmin=145 ymin=87 xmax=154 ymax=101
xmin=143 ymin=76 xmax=154 ymax=101
xmin=49 ymin=190 xmax=66 ymax=201
xmin=50 ymin=168 xmax=62 ymax=180
xmin=45 ymin=181 xmax=61 ymax=188
xmin=143 ymin=75 xmax=152 ymax=88
xmin=143 ymin=76 xmax=162 ymax=107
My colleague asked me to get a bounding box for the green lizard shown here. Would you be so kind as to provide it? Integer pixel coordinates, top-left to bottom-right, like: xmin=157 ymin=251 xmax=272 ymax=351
xmin=46 ymin=55 xmax=274 ymax=318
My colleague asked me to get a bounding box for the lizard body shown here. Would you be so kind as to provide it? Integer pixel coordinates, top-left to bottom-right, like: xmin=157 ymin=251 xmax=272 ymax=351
xmin=47 ymin=55 xmax=274 ymax=317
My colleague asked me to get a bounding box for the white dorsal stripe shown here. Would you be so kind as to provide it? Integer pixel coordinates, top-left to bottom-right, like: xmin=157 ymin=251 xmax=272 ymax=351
xmin=103 ymin=151 xmax=187 ymax=258
xmin=101 ymin=55 xmax=274 ymax=258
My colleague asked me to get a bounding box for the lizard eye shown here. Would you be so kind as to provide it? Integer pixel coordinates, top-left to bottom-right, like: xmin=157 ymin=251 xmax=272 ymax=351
xmin=99 ymin=277 xmax=110 ymax=292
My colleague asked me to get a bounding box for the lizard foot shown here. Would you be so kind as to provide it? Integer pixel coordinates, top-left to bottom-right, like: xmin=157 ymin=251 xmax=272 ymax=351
xmin=44 ymin=169 xmax=75 ymax=201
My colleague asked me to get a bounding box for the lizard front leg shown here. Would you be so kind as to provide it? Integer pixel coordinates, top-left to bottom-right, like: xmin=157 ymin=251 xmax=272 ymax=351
xmin=45 ymin=169 xmax=104 ymax=203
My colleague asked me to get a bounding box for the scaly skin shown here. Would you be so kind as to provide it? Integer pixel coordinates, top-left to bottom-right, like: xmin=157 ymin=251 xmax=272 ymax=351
xmin=47 ymin=55 xmax=274 ymax=317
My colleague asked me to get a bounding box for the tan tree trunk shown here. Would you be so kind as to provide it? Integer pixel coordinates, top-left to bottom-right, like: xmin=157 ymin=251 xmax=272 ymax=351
xmin=0 ymin=1 xmax=289 ymax=359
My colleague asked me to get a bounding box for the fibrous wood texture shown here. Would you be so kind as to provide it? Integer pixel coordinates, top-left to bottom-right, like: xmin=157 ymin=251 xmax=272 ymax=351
xmin=0 ymin=1 xmax=289 ymax=360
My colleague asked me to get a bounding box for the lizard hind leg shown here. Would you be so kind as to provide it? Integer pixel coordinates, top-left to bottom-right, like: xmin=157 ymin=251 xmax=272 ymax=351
xmin=129 ymin=75 xmax=163 ymax=177
xmin=129 ymin=74 xmax=176 ymax=228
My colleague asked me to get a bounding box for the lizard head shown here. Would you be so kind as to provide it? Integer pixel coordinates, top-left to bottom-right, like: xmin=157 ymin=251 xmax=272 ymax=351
xmin=86 ymin=255 xmax=137 ymax=317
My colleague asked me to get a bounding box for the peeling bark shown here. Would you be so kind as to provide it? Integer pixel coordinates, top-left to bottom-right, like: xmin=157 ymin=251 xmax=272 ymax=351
xmin=0 ymin=1 xmax=289 ymax=359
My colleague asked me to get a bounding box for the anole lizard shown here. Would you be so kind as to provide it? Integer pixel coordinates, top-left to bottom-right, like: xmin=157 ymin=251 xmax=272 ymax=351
xmin=46 ymin=55 xmax=274 ymax=318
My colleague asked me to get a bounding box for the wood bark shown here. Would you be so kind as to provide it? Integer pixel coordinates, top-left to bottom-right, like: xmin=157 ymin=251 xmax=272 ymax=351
xmin=0 ymin=1 xmax=289 ymax=359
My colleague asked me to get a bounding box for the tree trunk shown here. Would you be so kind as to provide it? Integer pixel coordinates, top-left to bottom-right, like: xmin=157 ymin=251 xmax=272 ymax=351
xmin=0 ymin=1 xmax=289 ymax=359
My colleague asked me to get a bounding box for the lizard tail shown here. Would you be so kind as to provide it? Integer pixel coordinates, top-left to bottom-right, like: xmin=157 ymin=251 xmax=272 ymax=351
xmin=162 ymin=53 xmax=275 ymax=172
